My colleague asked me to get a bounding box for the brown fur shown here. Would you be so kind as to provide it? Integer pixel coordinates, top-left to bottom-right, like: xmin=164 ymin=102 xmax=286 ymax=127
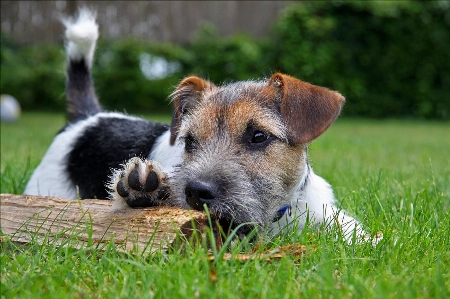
xmin=169 ymin=76 xmax=216 ymax=145
xmin=269 ymin=73 xmax=345 ymax=144
xmin=171 ymin=73 xmax=344 ymax=146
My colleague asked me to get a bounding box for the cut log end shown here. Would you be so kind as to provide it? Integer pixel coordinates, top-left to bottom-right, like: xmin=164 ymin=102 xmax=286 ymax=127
xmin=0 ymin=194 xmax=222 ymax=254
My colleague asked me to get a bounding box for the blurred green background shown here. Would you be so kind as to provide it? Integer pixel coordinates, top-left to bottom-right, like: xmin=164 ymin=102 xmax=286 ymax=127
xmin=1 ymin=1 xmax=449 ymax=119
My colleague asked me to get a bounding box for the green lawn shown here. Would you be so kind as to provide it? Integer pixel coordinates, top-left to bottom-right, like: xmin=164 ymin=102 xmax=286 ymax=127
xmin=1 ymin=113 xmax=449 ymax=298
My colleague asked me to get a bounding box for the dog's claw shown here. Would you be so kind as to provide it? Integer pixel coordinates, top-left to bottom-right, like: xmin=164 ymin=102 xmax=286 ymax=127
xmin=108 ymin=157 xmax=170 ymax=208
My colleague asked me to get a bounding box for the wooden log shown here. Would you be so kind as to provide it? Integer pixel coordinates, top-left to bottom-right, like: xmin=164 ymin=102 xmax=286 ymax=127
xmin=0 ymin=194 xmax=221 ymax=254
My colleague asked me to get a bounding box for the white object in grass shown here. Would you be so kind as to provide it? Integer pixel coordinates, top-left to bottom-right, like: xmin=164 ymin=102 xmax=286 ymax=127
xmin=1 ymin=94 xmax=21 ymax=123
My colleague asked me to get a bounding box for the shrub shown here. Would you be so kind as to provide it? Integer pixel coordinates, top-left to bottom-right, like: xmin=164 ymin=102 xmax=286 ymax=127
xmin=183 ymin=24 xmax=270 ymax=83
xmin=93 ymin=39 xmax=190 ymax=113
xmin=0 ymin=40 xmax=66 ymax=111
xmin=0 ymin=38 xmax=189 ymax=114
xmin=269 ymin=1 xmax=450 ymax=119
xmin=2 ymin=1 xmax=449 ymax=119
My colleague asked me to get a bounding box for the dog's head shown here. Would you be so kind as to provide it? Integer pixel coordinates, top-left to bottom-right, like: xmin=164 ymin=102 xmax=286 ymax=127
xmin=169 ymin=73 xmax=344 ymax=236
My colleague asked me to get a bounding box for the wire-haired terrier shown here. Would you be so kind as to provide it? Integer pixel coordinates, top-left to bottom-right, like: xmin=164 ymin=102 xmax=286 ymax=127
xmin=25 ymin=9 xmax=367 ymax=242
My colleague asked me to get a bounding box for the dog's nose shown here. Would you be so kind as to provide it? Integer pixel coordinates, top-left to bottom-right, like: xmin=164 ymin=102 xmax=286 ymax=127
xmin=185 ymin=180 xmax=218 ymax=211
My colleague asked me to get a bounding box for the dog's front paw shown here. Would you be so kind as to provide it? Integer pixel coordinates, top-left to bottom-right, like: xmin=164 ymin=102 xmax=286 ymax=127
xmin=108 ymin=157 xmax=170 ymax=209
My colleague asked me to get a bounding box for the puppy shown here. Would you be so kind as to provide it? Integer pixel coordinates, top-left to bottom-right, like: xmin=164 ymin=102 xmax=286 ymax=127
xmin=24 ymin=9 xmax=367 ymax=242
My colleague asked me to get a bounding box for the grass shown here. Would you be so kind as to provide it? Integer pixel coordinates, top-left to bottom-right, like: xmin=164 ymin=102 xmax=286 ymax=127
xmin=1 ymin=112 xmax=449 ymax=298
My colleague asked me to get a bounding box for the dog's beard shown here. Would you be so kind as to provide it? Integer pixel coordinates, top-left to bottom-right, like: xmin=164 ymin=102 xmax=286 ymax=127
xmin=171 ymin=166 xmax=292 ymax=239
xmin=169 ymin=140 xmax=300 ymax=239
xmin=206 ymin=200 xmax=261 ymax=238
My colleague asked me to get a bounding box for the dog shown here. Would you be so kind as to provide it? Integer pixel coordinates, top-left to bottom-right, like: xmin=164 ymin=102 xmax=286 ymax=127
xmin=24 ymin=9 xmax=367 ymax=242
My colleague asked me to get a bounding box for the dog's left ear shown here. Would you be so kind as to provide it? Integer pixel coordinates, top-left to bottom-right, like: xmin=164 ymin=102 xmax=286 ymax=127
xmin=170 ymin=76 xmax=216 ymax=145
xmin=269 ymin=73 xmax=345 ymax=144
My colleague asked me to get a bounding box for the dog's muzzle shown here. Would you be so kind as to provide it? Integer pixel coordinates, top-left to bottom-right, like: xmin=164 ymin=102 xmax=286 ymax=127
xmin=185 ymin=180 xmax=220 ymax=211
xmin=184 ymin=179 xmax=258 ymax=237
xmin=184 ymin=179 xmax=291 ymax=237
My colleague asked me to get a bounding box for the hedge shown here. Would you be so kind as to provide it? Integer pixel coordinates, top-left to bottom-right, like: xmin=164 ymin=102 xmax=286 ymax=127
xmin=1 ymin=1 xmax=449 ymax=119
xmin=269 ymin=1 xmax=450 ymax=119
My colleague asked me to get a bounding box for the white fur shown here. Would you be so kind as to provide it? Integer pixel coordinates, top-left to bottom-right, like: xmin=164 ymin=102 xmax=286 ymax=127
xmin=24 ymin=116 xmax=98 ymax=198
xmin=149 ymin=130 xmax=184 ymax=175
xmin=24 ymin=112 xmax=147 ymax=198
xmin=62 ymin=8 xmax=98 ymax=67
xmin=271 ymin=169 xmax=366 ymax=243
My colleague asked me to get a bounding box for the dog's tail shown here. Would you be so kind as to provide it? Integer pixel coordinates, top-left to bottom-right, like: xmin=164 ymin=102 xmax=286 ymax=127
xmin=62 ymin=8 xmax=101 ymax=122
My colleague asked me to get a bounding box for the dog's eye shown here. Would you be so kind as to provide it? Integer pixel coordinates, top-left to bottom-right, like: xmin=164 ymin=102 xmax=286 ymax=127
xmin=243 ymin=125 xmax=275 ymax=149
xmin=252 ymin=131 xmax=269 ymax=143
xmin=184 ymin=133 xmax=196 ymax=153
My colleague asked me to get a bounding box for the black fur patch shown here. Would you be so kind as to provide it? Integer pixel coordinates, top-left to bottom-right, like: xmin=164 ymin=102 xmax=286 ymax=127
xmin=67 ymin=116 xmax=168 ymax=199
xmin=66 ymin=59 xmax=101 ymax=122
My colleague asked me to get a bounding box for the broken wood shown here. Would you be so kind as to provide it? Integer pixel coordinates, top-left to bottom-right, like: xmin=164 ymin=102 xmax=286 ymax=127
xmin=208 ymin=244 xmax=308 ymax=263
xmin=0 ymin=194 xmax=221 ymax=254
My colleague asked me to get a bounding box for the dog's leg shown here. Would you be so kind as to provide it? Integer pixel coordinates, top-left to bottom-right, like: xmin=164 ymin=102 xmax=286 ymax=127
xmin=108 ymin=157 xmax=172 ymax=210
xmin=304 ymin=172 xmax=367 ymax=243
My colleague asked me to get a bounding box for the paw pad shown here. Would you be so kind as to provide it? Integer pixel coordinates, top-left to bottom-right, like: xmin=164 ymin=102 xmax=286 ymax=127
xmin=108 ymin=157 xmax=169 ymax=208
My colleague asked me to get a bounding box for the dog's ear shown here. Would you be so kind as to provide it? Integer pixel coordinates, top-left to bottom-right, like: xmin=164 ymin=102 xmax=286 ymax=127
xmin=269 ymin=73 xmax=345 ymax=144
xmin=170 ymin=76 xmax=216 ymax=145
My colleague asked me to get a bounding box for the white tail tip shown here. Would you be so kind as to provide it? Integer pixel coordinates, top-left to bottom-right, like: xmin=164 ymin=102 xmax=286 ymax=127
xmin=62 ymin=8 xmax=99 ymax=67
